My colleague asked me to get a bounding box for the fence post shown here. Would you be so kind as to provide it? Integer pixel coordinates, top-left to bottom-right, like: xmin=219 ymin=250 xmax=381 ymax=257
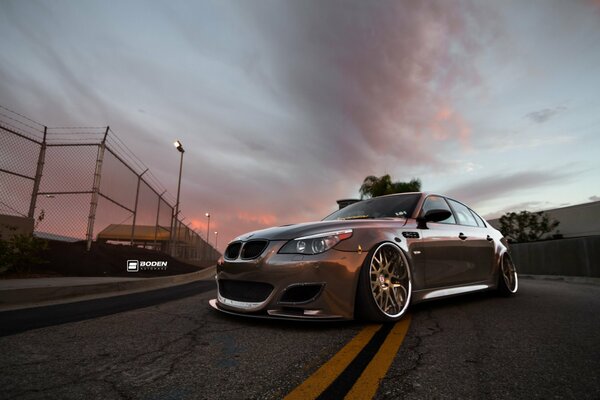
xmin=28 ymin=126 xmax=47 ymax=219
xmin=130 ymin=169 xmax=148 ymax=246
xmin=186 ymin=225 xmax=191 ymax=259
xmin=86 ymin=127 xmax=109 ymax=251
xmin=153 ymin=190 xmax=166 ymax=251
xmin=170 ymin=211 xmax=175 ymax=257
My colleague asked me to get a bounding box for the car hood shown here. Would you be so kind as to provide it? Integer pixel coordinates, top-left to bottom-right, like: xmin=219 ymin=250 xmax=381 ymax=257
xmin=233 ymin=218 xmax=408 ymax=241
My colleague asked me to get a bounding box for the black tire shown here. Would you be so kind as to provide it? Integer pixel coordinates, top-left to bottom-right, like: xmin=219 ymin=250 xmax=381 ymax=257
xmin=355 ymin=242 xmax=412 ymax=322
xmin=497 ymin=253 xmax=519 ymax=296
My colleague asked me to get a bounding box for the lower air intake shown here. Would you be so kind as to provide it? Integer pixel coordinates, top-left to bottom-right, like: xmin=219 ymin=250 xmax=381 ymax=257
xmin=219 ymin=280 xmax=273 ymax=303
xmin=279 ymin=284 xmax=324 ymax=304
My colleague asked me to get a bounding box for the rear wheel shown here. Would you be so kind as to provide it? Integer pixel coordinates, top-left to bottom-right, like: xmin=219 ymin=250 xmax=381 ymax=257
xmin=498 ymin=254 xmax=518 ymax=296
xmin=356 ymin=243 xmax=412 ymax=322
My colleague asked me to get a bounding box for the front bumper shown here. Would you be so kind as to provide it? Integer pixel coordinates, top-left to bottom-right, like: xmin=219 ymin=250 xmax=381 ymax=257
xmin=211 ymin=241 xmax=366 ymax=320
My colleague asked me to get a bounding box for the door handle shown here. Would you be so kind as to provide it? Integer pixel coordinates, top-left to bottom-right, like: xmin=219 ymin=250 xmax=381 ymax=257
xmin=458 ymin=233 xmax=468 ymax=240
xmin=486 ymin=235 xmax=493 ymax=241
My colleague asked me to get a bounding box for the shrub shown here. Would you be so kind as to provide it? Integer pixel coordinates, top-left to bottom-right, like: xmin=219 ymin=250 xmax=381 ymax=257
xmin=0 ymin=226 xmax=48 ymax=274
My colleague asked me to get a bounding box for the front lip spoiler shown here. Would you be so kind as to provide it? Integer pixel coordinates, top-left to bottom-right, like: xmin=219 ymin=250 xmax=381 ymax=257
xmin=208 ymin=299 xmax=346 ymax=322
xmin=217 ymin=292 xmax=269 ymax=311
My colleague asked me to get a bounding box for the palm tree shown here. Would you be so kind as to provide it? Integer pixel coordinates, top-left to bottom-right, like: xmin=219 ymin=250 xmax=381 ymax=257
xmin=359 ymin=175 xmax=421 ymax=199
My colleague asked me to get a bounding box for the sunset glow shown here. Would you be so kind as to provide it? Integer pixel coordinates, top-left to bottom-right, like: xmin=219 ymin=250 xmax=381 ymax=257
xmin=1 ymin=0 xmax=599 ymax=247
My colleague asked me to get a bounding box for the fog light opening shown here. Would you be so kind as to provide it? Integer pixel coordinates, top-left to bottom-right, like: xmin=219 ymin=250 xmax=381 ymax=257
xmin=279 ymin=283 xmax=325 ymax=304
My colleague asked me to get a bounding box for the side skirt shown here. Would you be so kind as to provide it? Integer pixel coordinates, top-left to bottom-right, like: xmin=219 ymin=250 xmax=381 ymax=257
xmin=411 ymin=282 xmax=494 ymax=304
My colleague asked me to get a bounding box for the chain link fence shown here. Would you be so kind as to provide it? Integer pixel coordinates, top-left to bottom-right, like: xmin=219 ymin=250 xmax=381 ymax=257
xmin=0 ymin=105 xmax=219 ymax=264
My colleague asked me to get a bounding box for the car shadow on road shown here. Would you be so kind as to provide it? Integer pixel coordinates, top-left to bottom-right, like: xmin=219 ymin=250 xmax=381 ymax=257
xmin=211 ymin=291 xmax=504 ymax=332
xmin=206 ymin=305 xmax=365 ymax=332
xmin=410 ymin=289 xmax=504 ymax=314
xmin=206 ymin=288 xmax=513 ymax=331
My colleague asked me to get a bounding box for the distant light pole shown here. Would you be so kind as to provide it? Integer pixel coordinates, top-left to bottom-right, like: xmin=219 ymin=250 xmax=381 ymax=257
xmin=172 ymin=140 xmax=184 ymax=256
xmin=214 ymin=231 xmax=219 ymax=251
xmin=205 ymin=212 xmax=211 ymax=260
xmin=205 ymin=213 xmax=211 ymax=245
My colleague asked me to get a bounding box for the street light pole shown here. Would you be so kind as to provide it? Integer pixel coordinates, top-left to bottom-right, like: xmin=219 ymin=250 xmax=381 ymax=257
xmin=205 ymin=212 xmax=210 ymax=260
xmin=214 ymin=231 xmax=218 ymax=252
xmin=172 ymin=140 xmax=185 ymax=256
xmin=205 ymin=213 xmax=211 ymax=245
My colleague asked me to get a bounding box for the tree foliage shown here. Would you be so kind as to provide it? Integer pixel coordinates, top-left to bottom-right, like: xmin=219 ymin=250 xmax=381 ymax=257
xmin=0 ymin=225 xmax=48 ymax=274
xmin=359 ymin=174 xmax=421 ymax=199
xmin=498 ymin=211 xmax=560 ymax=243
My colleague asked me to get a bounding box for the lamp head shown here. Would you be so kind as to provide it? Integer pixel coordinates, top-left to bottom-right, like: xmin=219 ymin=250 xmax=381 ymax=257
xmin=174 ymin=140 xmax=184 ymax=153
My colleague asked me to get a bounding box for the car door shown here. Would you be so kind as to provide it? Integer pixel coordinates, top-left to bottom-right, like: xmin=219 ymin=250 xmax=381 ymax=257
xmin=446 ymin=198 xmax=495 ymax=283
xmin=469 ymin=206 xmax=496 ymax=281
xmin=416 ymin=195 xmax=469 ymax=288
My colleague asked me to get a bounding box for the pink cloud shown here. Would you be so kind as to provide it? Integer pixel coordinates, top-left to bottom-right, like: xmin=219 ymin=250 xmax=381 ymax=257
xmin=428 ymin=105 xmax=471 ymax=149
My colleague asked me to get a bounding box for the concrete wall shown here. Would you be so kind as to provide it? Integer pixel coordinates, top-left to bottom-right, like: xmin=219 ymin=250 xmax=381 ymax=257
xmin=546 ymin=201 xmax=600 ymax=237
xmin=487 ymin=200 xmax=600 ymax=238
xmin=510 ymin=236 xmax=600 ymax=277
xmin=0 ymin=214 xmax=34 ymax=240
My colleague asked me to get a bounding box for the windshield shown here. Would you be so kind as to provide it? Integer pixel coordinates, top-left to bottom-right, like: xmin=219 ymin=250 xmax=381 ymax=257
xmin=323 ymin=193 xmax=421 ymax=221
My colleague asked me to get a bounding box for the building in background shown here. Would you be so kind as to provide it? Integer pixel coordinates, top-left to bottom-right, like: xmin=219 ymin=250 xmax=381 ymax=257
xmin=487 ymin=200 xmax=600 ymax=238
xmin=336 ymin=199 xmax=360 ymax=210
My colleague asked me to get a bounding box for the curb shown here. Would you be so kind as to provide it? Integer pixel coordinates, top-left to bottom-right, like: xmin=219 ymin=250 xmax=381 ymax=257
xmin=520 ymin=274 xmax=600 ymax=286
xmin=0 ymin=267 xmax=216 ymax=311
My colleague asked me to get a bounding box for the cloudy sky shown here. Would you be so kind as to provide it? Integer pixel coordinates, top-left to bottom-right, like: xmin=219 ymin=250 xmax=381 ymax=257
xmin=1 ymin=0 xmax=599 ymax=249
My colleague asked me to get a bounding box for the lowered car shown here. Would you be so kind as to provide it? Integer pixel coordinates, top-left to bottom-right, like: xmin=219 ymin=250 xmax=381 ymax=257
xmin=209 ymin=192 xmax=518 ymax=322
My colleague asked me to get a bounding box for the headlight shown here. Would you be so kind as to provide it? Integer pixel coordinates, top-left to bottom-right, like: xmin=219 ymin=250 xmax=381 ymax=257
xmin=279 ymin=229 xmax=353 ymax=255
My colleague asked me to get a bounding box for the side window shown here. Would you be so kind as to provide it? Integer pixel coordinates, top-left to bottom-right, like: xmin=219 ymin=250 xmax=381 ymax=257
xmin=447 ymin=199 xmax=478 ymax=227
xmin=469 ymin=208 xmax=487 ymax=228
xmin=420 ymin=196 xmax=456 ymax=224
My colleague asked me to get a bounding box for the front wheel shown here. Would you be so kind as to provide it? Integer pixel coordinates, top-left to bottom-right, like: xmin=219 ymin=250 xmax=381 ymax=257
xmin=355 ymin=243 xmax=412 ymax=322
xmin=498 ymin=254 xmax=518 ymax=296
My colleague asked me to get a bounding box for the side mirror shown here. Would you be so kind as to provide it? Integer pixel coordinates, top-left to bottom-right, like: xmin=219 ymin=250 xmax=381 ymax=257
xmin=417 ymin=209 xmax=452 ymax=228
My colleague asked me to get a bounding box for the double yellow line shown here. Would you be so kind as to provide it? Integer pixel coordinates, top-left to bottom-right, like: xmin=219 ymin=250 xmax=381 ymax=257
xmin=285 ymin=315 xmax=412 ymax=400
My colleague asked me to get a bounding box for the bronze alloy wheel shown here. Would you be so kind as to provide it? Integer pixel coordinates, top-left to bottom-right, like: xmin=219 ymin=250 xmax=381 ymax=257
xmin=499 ymin=254 xmax=518 ymax=295
xmin=358 ymin=243 xmax=412 ymax=322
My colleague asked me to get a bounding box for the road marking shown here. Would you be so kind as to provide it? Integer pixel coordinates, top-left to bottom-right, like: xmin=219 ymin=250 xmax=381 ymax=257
xmin=284 ymin=324 xmax=380 ymax=400
xmin=345 ymin=315 xmax=412 ymax=399
xmin=284 ymin=316 xmax=412 ymax=400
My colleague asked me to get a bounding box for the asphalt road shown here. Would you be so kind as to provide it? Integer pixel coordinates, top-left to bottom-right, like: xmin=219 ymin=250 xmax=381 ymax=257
xmin=0 ymin=278 xmax=598 ymax=399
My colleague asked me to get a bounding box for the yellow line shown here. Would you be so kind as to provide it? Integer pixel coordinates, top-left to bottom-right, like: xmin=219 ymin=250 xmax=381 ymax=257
xmin=344 ymin=315 xmax=412 ymax=400
xmin=284 ymin=324 xmax=381 ymax=400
